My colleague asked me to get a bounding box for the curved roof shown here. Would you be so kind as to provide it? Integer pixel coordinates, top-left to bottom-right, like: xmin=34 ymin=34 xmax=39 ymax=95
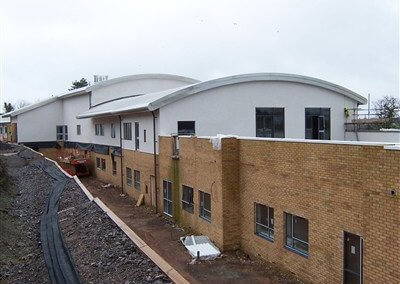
xmin=86 ymin=73 xmax=200 ymax=92
xmin=77 ymin=73 xmax=366 ymax=119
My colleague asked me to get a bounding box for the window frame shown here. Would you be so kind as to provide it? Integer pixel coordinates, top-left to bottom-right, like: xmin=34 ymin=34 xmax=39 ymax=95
xmin=284 ymin=212 xmax=309 ymax=257
xmin=305 ymin=108 xmax=331 ymax=140
xmin=199 ymin=191 xmax=211 ymax=222
xmin=133 ymin=170 xmax=140 ymax=190
xmin=56 ymin=125 xmax=68 ymax=141
xmin=254 ymin=203 xmax=274 ymax=242
xmin=143 ymin=129 xmax=147 ymax=143
xmin=112 ymin=160 xmax=117 ymax=175
xmin=134 ymin=122 xmax=139 ymax=150
xmin=95 ymin=124 xmax=104 ymax=136
xmin=163 ymin=180 xmax=173 ymax=217
xmin=123 ymin=122 xmax=132 ymax=140
xmin=101 ymin=158 xmax=106 ymax=171
xmin=96 ymin=157 xmax=101 ymax=169
xmin=111 ymin=123 xmax=116 ymax=138
xmin=177 ymin=121 xmax=195 ymax=135
xmin=181 ymin=185 xmax=194 ymax=213
xmin=76 ymin=124 xmax=81 ymax=135
xmin=255 ymin=107 xmax=285 ymax=138
xmin=126 ymin=167 xmax=132 ymax=186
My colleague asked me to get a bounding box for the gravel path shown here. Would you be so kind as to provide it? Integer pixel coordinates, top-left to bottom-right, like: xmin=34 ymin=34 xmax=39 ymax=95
xmin=1 ymin=144 xmax=171 ymax=284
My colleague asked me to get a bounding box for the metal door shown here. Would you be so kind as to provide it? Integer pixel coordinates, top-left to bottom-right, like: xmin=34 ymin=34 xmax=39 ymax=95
xmin=344 ymin=232 xmax=363 ymax=284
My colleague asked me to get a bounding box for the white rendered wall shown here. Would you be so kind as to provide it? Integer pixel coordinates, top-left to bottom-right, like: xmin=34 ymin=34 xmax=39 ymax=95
xmin=17 ymin=100 xmax=63 ymax=142
xmin=345 ymin=131 xmax=400 ymax=143
xmin=159 ymin=81 xmax=359 ymax=140
xmin=121 ymin=112 xmax=155 ymax=154
xmin=62 ymin=94 xmax=93 ymax=144
xmin=91 ymin=78 xmax=195 ymax=106
xmin=90 ymin=116 xmax=121 ymax=147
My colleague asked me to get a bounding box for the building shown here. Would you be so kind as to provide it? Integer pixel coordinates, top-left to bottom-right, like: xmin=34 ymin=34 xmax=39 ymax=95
xmin=2 ymin=72 xmax=399 ymax=283
xmin=0 ymin=116 xmax=10 ymax=142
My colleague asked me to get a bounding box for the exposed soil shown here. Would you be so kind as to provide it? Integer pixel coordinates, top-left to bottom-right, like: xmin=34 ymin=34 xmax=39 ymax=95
xmin=82 ymin=177 xmax=304 ymax=284
xmin=0 ymin=147 xmax=50 ymax=283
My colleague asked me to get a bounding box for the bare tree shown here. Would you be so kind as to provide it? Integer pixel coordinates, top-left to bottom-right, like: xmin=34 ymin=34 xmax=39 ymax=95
xmin=373 ymin=96 xmax=400 ymax=128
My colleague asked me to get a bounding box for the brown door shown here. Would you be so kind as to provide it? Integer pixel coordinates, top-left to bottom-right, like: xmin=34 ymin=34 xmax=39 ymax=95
xmin=150 ymin=175 xmax=156 ymax=207
xmin=344 ymin=232 xmax=363 ymax=284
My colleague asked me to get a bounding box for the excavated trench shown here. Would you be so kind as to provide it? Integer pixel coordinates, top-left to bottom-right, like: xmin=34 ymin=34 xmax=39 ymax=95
xmin=0 ymin=143 xmax=171 ymax=283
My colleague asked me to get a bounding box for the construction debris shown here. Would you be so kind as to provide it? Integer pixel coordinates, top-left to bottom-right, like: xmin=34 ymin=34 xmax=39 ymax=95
xmin=180 ymin=235 xmax=221 ymax=260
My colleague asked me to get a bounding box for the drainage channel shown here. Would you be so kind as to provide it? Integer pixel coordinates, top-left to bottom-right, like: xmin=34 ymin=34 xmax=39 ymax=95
xmin=18 ymin=149 xmax=80 ymax=284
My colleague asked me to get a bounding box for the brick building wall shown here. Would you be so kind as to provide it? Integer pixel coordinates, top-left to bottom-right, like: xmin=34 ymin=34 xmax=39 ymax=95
xmin=158 ymin=136 xmax=399 ymax=283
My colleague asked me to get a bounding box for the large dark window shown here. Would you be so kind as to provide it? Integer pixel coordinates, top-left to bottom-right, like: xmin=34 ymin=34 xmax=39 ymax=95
xmin=305 ymin=108 xmax=330 ymax=140
xmin=255 ymin=203 xmax=274 ymax=241
xmin=56 ymin=125 xmax=68 ymax=141
xmin=178 ymin=121 xmax=195 ymax=135
xmin=285 ymin=213 xmax=309 ymax=257
xmin=134 ymin=122 xmax=139 ymax=150
xmin=256 ymin=108 xmax=284 ymax=138
xmin=181 ymin=185 xmax=194 ymax=213
xmin=199 ymin=191 xmax=211 ymax=222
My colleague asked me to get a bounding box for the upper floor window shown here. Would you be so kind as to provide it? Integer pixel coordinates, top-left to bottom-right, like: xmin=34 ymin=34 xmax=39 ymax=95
xmin=285 ymin=212 xmax=309 ymax=257
xmin=134 ymin=122 xmax=139 ymax=150
xmin=111 ymin=123 xmax=116 ymax=138
xmin=305 ymin=108 xmax=330 ymax=140
xmin=76 ymin=125 xmax=81 ymax=135
xmin=182 ymin=185 xmax=194 ymax=213
xmin=143 ymin=129 xmax=147 ymax=143
xmin=178 ymin=121 xmax=195 ymax=135
xmin=56 ymin=125 xmax=68 ymax=141
xmin=123 ymin=122 xmax=132 ymax=140
xmin=255 ymin=203 xmax=274 ymax=241
xmin=199 ymin=191 xmax=211 ymax=222
xmin=95 ymin=124 xmax=104 ymax=136
xmin=256 ymin=108 xmax=284 ymax=138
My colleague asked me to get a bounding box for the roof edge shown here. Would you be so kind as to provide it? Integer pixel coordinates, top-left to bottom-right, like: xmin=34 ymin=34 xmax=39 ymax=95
xmin=148 ymin=73 xmax=367 ymax=111
xmin=86 ymin=73 xmax=200 ymax=92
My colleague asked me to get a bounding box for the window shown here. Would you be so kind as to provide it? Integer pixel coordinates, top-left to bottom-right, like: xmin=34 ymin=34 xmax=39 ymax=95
xmin=123 ymin=123 xmax=132 ymax=140
xmin=254 ymin=203 xmax=274 ymax=241
xmin=199 ymin=191 xmax=211 ymax=222
xmin=96 ymin=157 xmax=101 ymax=169
xmin=134 ymin=122 xmax=139 ymax=150
xmin=163 ymin=180 xmax=173 ymax=216
xmin=112 ymin=160 xmax=117 ymax=175
xmin=305 ymin=108 xmax=330 ymax=140
xmin=143 ymin=129 xmax=147 ymax=142
xmin=76 ymin=125 xmax=81 ymax=135
xmin=111 ymin=123 xmax=116 ymax=138
xmin=134 ymin=170 xmax=140 ymax=190
xmin=285 ymin=213 xmax=309 ymax=256
xmin=178 ymin=121 xmax=195 ymax=135
xmin=101 ymin=158 xmax=106 ymax=170
xmin=56 ymin=125 xmax=68 ymax=141
xmin=181 ymin=185 xmax=194 ymax=213
xmin=95 ymin=124 xmax=104 ymax=136
xmin=256 ymin=108 xmax=284 ymax=138
xmin=126 ymin=167 xmax=132 ymax=186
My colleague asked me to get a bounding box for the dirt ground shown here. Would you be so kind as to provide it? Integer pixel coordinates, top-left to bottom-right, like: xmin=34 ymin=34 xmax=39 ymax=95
xmin=82 ymin=177 xmax=304 ymax=284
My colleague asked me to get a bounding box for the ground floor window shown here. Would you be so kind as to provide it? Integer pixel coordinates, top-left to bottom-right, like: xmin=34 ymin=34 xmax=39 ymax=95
xmin=163 ymin=180 xmax=173 ymax=216
xmin=199 ymin=191 xmax=211 ymax=222
xmin=134 ymin=170 xmax=140 ymax=190
xmin=96 ymin=157 xmax=101 ymax=169
xmin=181 ymin=185 xmax=194 ymax=213
xmin=285 ymin=212 xmax=309 ymax=256
xmin=254 ymin=203 xmax=274 ymax=241
xmin=112 ymin=160 xmax=117 ymax=175
xmin=126 ymin=167 xmax=132 ymax=186
xmin=101 ymin=158 xmax=106 ymax=170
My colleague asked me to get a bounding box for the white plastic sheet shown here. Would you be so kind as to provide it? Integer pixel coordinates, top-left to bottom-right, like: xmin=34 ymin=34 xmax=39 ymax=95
xmin=180 ymin=235 xmax=221 ymax=260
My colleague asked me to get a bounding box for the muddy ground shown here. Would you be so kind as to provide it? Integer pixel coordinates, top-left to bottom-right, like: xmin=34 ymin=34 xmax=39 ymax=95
xmin=82 ymin=177 xmax=304 ymax=284
xmin=0 ymin=144 xmax=170 ymax=283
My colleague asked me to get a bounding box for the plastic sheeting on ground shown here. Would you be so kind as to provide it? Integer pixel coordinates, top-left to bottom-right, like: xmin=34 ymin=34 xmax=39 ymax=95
xmin=180 ymin=235 xmax=221 ymax=260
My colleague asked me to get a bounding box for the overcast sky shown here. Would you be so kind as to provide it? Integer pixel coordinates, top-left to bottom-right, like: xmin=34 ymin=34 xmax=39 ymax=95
xmin=0 ymin=0 xmax=398 ymax=109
